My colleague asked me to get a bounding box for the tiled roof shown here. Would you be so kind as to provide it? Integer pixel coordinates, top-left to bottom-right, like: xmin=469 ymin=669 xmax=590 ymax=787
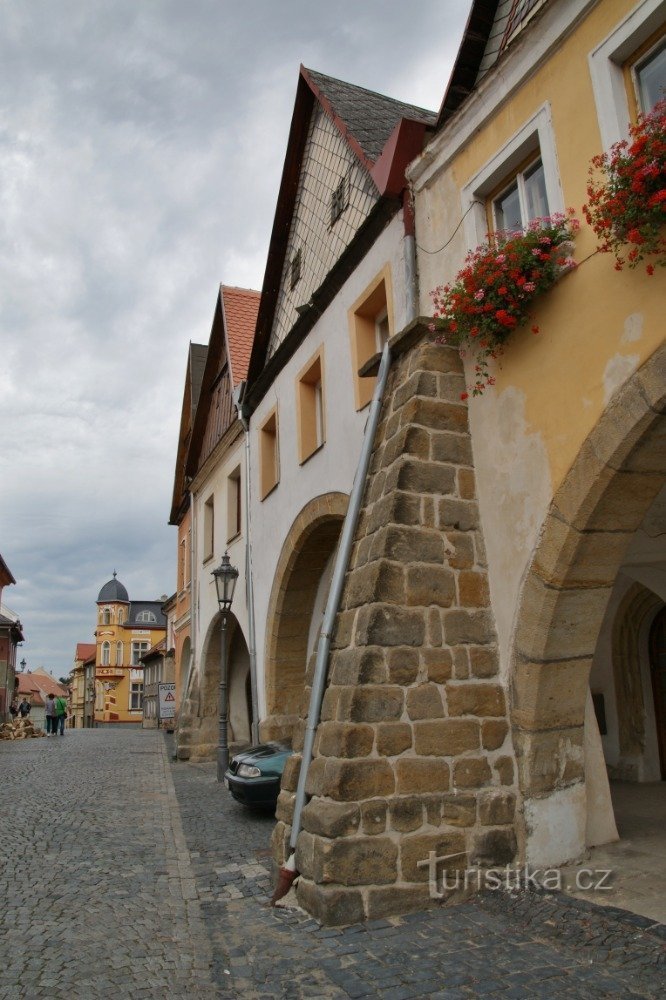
xmin=221 ymin=286 xmax=260 ymax=387
xmin=76 ymin=643 xmax=96 ymax=661
xmin=305 ymin=68 xmax=436 ymax=163
xmin=18 ymin=671 xmax=68 ymax=698
xmin=190 ymin=343 xmax=208 ymax=419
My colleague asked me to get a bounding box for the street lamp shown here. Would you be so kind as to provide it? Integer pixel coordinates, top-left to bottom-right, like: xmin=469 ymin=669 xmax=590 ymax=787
xmin=212 ymin=552 xmax=239 ymax=782
xmin=19 ymin=659 xmax=26 ymax=673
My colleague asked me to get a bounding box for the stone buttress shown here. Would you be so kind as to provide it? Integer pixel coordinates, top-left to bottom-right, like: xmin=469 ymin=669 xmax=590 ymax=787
xmin=272 ymin=323 xmax=518 ymax=924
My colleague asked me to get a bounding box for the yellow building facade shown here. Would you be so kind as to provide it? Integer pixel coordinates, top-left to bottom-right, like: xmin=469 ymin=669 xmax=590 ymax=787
xmin=94 ymin=573 xmax=166 ymax=725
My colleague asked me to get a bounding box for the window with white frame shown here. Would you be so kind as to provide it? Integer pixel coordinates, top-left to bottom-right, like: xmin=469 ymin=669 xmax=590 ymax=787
xmin=103 ymin=608 xmax=111 ymax=625
xmin=589 ymin=0 xmax=666 ymax=149
xmin=131 ymin=641 xmax=149 ymax=666
xmin=491 ymin=157 xmax=549 ymax=232
xmin=101 ymin=641 xmax=110 ymax=666
xmin=130 ymin=682 xmax=143 ymax=711
xmin=633 ymin=36 xmax=665 ymax=112
xmin=136 ymin=610 xmax=156 ymax=623
xmin=461 ymin=104 xmax=564 ymax=249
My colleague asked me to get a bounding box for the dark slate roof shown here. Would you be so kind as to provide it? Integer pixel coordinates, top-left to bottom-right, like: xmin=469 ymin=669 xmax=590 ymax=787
xmin=97 ymin=573 xmax=129 ymax=603
xmin=305 ymin=68 xmax=436 ymax=162
xmin=126 ymin=601 xmax=167 ymax=628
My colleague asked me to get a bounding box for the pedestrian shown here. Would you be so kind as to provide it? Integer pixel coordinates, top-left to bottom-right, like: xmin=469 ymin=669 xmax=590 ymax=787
xmin=54 ymin=694 xmax=68 ymax=736
xmin=45 ymin=693 xmax=56 ymax=736
xmin=9 ymin=699 xmax=19 ymax=721
xmin=18 ymin=697 xmax=31 ymax=718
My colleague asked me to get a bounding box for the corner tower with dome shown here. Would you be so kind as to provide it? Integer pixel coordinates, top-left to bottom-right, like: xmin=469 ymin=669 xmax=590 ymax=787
xmin=94 ymin=572 xmax=167 ymax=726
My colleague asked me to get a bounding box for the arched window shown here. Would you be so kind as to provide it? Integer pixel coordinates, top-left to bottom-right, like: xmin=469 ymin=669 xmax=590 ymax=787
xmin=136 ymin=611 xmax=156 ymax=623
xmin=103 ymin=608 xmax=111 ymax=625
xmin=116 ymin=642 xmax=123 ymax=666
xmin=101 ymin=642 xmax=110 ymax=666
xmin=117 ymin=609 xmax=124 ymax=625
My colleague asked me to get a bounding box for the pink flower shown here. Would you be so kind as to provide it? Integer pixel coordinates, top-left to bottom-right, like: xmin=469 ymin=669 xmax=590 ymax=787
xmin=474 ymin=289 xmax=485 ymax=300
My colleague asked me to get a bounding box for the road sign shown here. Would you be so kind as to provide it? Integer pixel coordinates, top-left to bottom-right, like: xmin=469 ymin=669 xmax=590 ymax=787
xmin=158 ymin=682 xmax=177 ymax=720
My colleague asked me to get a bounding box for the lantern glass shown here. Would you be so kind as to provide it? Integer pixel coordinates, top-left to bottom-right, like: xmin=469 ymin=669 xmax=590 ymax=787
xmin=212 ymin=552 xmax=239 ymax=612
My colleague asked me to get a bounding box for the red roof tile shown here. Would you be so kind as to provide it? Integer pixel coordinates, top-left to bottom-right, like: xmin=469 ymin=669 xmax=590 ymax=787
xmin=76 ymin=643 xmax=96 ymax=661
xmin=221 ymin=285 xmax=260 ymax=387
xmin=17 ymin=672 xmax=67 ymax=699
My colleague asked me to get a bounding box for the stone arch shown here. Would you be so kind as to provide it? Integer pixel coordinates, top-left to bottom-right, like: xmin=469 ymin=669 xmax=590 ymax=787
xmin=611 ymin=581 xmax=663 ymax=776
xmin=261 ymin=492 xmax=348 ymax=743
xmin=511 ymin=344 xmax=665 ymax=864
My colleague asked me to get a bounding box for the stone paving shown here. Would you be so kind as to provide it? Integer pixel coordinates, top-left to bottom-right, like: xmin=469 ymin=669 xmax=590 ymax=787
xmin=0 ymin=728 xmax=664 ymax=999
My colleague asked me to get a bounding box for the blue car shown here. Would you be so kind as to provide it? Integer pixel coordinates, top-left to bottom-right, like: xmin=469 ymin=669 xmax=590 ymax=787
xmin=224 ymin=742 xmax=293 ymax=809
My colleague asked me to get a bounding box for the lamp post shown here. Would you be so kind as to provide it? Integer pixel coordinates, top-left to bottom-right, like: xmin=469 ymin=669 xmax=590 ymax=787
xmin=212 ymin=552 xmax=239 ymax=782
xmin=19 ymin=658 xmax=26 ymax=673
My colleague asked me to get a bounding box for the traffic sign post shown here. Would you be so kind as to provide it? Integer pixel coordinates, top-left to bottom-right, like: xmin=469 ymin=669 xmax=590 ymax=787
xmin=158 ymin=682 xmax=176 ymax=729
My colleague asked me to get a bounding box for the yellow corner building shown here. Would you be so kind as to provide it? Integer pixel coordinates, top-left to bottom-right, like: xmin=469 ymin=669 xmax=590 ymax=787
xmin=94 ymin=572 xmax=166 ymax=725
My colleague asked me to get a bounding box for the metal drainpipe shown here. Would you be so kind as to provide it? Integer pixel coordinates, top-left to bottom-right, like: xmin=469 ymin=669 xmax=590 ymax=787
xmin=233 ymin=380 xmax=260 ymax=745
xmin=287 ymin=340 xmax=393 ymax=858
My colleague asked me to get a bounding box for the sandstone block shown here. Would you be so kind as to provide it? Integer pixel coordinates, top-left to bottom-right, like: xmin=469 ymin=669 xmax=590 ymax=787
xmin=313 ymin=835 xmax=398 ymax=887
xmin=331 ymin=609 xmax=356 ymax=650
xmin=275 ymin=790 xmax=296 ymax=825
xmin=382 ymin=425 xmax=431 ymax=468
xmin=395 ymin=758 xmax=449 ymax=795
xmin=393 ymin=371 xmax=439 ymax=411
xmin=401 ymin=396 xmax=468 ymax=435
xmin=301 ymin=798 xmax=361 ymax=838
xmin=482 ymin=719 xmax=509 ymax=751
xmin=512 ymin=657 xmax=591 ymax=731
xmin=367 ymin=491 xmax=421 ymax=533
xmin=458 ymin=468 xmax=476 ymax=499
xmin=431 ymin=430 xmax=473 ymax=466
xmin=447 ymin=683 xmax=506 ymax=718
xmin=361 ymin=800 xmax=388 ymax=835
xmin=389 ymin=459 xmax=457 ymax=497
xmin=453 ymin=757 xmax=492 ymax=788
xmin=411 ymin=342 xmax=462 ymax=375
xmin=406 ymin=684 xmax=445 ymax=720
xmin=513 ymin=573 xmax=611 ymax=662
xmin=479 ymin=792 xmax=516 ymax=826
xmin=387 ymin=647 xmax=420 ymax=685
xmin=376 ymin=722 xmax=413 ymax=757
xmin=400 ymin=830 xmax=466 ymax=882
xmin=271 ymin=820 xmax=290 ymax=868
xmin=494 ymin=755 xmax=516 ymax=786
xmin=471 ymin=828 xmax=517 ymax=866
xmin=389 ymin=796 xmax=424 ymax=832
xmin=346 ymin=560 xmax=405 ymax=609
xmin=427 ymin=608 xmax=443 ymax=646
xmin=296 ymin=879 xmax=365 ymax=927
xmin=445 ymin=532 xmax=475 ymax=569
xmin=406 ymin=565 xmax=456 ymax=608
xmin=371 ymin=525 xmax=447 ymax=565
xmin=422 ymin=648 xmax=453 ymax=683
xmin=439 ymin=498 xmax=479 ymax=531
xmin=330 ymin=647 xmax=388 ymax=686
xmin=440 ymin=794 xmax=477 ymax=828
xmin=355 ymin=603 xmax=425 ymax=648
xmin=458 ymin=571 xmax=490 ymax=608
xmin=281 ymin=754 xmax=302 ymax=792
xmin=304 ymin=756 xmax=327 ymax=797
xmin=414 ymin=719 xmax=480 ymax=757
xmin=452 ymin=646 xmax=469 ymax=679
xmin=317 ymin=721 xmax=375 ymax=758
xmin=322 ymin=758 xmax=395 ymax=801
xmin=349 ymin=686 xmax=404 ymax=724
xmin=469 ymin=646 xmax=499 ymax=678
xmin=443 ymin=609 xmax=496 ymax=646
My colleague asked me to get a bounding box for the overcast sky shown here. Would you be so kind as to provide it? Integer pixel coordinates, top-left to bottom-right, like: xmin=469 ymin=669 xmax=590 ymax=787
xmin=0 ymin=0 xmax=469 ymax=678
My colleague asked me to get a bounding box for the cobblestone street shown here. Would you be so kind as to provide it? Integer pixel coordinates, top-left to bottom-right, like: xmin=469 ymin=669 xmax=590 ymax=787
xmin=0 ymin=728 xmax=663 ymax=999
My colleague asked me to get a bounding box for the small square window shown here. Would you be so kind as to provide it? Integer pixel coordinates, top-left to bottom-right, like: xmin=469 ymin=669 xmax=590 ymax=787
xmin=348 ymin=268 xmax=394 ymax=411
xmin=290 ymin=248 xmax=301 ymax=290
xmin=331 ymin=177 xmax=347 ymax=226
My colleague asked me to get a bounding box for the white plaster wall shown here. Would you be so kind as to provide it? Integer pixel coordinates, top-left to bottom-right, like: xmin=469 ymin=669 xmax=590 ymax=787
xmin=250 ymin=212 xmax=410 ymax=719
xmin=191 ymin=434 xmax=249 ymax=697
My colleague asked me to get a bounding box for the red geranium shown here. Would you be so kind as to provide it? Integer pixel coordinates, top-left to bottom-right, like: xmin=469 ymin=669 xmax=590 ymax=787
xmin=583 ymin=100 xmax=666 ymax=272
xmin=430 ymin=212 xmax=578 ymax=397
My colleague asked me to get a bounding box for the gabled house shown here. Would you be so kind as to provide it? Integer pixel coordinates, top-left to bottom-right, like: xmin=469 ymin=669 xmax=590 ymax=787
xmin=71 ymin=642 xmax=96 ymax=728
xmin=0 ymin=553 xmax=23 ymax=721
xmin=168 ymin=341 xmax=207 ymax=716
xmin=176 ymin=284 xmax=259 ymax=761
xmin=269 ymin=0 xmax=665 ymax=926
xmin=243 ymin=66 xmax=436 ymax=746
